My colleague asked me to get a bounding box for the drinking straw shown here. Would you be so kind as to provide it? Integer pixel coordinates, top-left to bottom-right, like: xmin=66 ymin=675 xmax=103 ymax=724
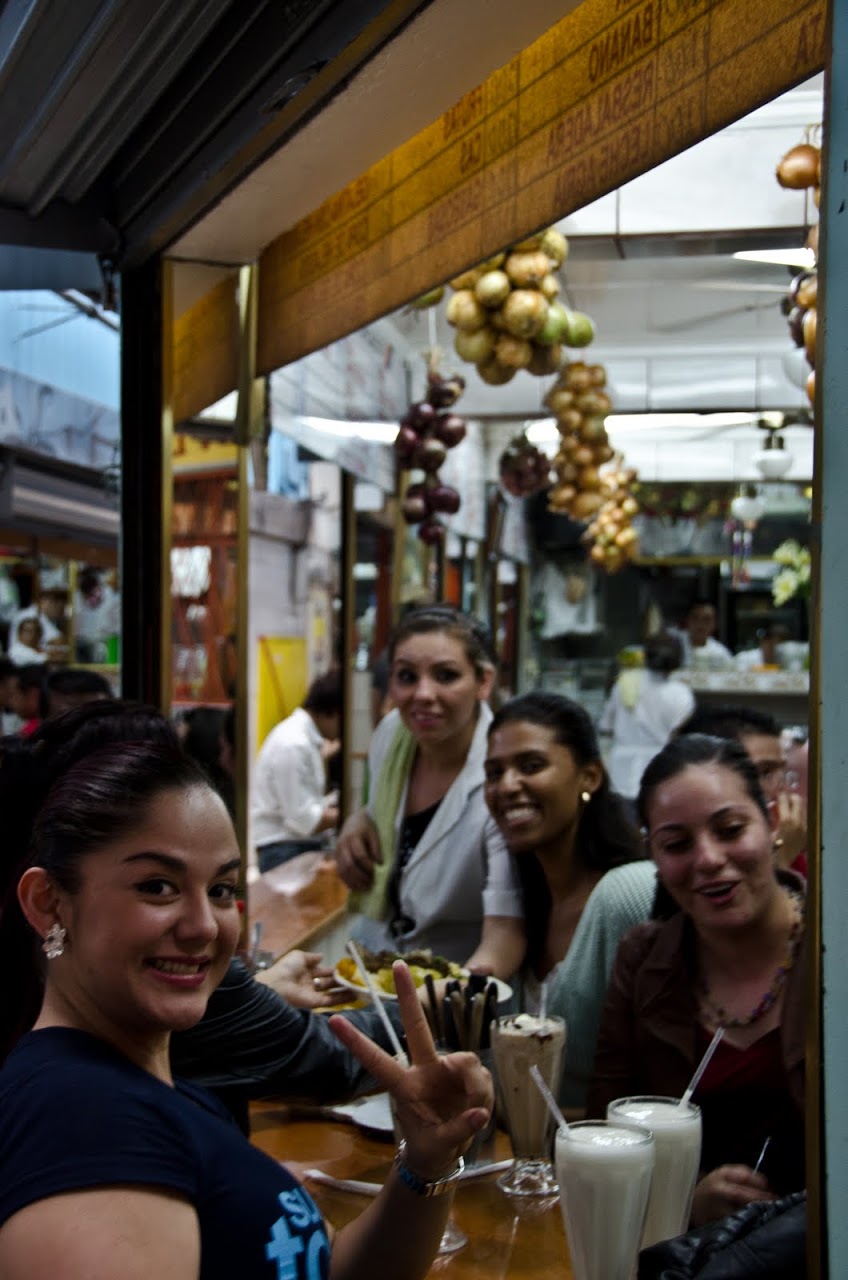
xmin=469 ymin=992 xmax=486 ymax=1052
xmin=450 ymin=988 xmax=468 ymax=1049
xmin=249 ymin=919 xmax=263 ymax=969
xmin=679 ymin=1026 xmax=724 ymax=1108
xmin=753 ymin=1136 xmax=772 ymax=1174
xmin=424 ymin=973 xmax=443 ymax=1046
xmin=530 ymin=1063 xmax=569 ymax=1132
xmin=538 ymin=977 xmax=549 ymax=1021
xmin=346 ymin=941 xmax=408 ymax=1066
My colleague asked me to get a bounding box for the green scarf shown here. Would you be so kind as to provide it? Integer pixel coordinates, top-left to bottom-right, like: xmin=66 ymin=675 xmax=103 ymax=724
xmin=349 ymin=719 xmax=418 ymax=920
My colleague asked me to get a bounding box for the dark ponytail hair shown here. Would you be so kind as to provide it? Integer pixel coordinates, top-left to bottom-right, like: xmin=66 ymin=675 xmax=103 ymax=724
xmin=637 ymin=732 xmax=769 ymax=831
xmin=488 ymin=691 xmax=642 ymax=970
xmin=0 ymin=702 xmax=218 ymax=1062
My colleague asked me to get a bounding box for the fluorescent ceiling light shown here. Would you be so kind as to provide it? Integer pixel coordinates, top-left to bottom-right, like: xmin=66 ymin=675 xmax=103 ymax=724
xmin=199 ymin=390 xmax=238 ymax=421
xmin=734 ymin=248 xmax=816 ymax=269
xmin=300 ymin=415 xmax=398 ymax=443
xmin=526 ymin=419 xmax=558 ymax=443
xmin=526 ymin=412 xmax=756 ymax=445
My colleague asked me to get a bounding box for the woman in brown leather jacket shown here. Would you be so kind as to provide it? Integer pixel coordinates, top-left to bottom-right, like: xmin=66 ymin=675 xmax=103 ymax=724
xmin=589 ymin=734 xmax=805 ymax=1227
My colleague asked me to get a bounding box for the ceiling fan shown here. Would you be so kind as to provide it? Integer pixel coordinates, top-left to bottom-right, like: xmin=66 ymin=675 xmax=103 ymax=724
xmin=651 ymin=299 xmax=779 ymax=333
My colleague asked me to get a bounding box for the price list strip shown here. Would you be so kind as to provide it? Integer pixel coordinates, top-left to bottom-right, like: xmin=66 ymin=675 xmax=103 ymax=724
xmin=173 ymin=0 xmax=826 ymax=422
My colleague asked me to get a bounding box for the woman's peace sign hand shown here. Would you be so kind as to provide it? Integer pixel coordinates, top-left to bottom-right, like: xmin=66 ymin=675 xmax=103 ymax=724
xmin=329 ymin=961 xmax=493 ymax=1181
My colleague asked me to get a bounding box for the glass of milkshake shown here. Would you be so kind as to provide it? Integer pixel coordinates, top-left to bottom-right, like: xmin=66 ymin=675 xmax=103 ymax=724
xmin=607 ymin=1096 xmax=702 ymax=1247
xmin=491 ymin=1013 xmax=566 ymax=1196
xmin=555 ymin=1120 xmax=655 ymax=1280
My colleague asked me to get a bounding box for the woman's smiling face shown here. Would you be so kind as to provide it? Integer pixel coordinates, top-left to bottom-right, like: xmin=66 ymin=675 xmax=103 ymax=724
xmin=43 ymin=784 xmax=241 ymax=1042
xmin=483 ymin=721 xmax=599 ymax=855
xmin=389 ymin=631 xmax=493 ymax=746
xmin=645 ymin=762 xmax=778 ymax=932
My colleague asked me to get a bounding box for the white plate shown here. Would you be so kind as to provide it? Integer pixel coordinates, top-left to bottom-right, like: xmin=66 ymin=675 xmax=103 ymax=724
xmin=332 ymin=967 xmax=513 ymax=1006
xmin=326 ymin=1092 xmax=394 ymax=1137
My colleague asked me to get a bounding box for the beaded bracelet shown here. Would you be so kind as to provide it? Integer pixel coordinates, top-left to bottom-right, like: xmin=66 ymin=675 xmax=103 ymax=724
xmin=394 ymin=1140 xmax=464 ymax=1197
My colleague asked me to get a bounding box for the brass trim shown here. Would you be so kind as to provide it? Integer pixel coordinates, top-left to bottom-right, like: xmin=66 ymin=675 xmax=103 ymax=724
xmin=341 ymin=472 xmax=357 ymax=817
xmin=516 ymin=561 xmax=529 ymax=692
xmin=160 ymin=260 xmax=175 ymax=711
xmin=235 ymin=440 xmax=250 ymax=893
xmin=390 ymin=474 xmax=409 ymax=625
xmin=235 ymin=263 xmax=260 ymax=447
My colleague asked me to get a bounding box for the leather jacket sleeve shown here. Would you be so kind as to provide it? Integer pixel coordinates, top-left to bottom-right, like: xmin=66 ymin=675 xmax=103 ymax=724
xmin=638 ymin=1192 xmax=806 ymax=1280
xmin=170 ymin=958 xmax=404 ymax=1101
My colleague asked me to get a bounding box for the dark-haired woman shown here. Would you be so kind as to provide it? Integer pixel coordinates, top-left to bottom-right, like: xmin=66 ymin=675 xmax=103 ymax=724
xmin=588 ymin=734 xmax=805 ymax=1226
xmin=0 ymin=703 xmax=492 ymax=1279
xmin=336 ymin=605 xmax=524 ymax=975
xmin=483 ymin=691 xmax=653 ymax=1107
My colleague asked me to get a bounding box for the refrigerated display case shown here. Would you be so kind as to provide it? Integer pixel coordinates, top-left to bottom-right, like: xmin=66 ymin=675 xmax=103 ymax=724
xmin=719 ymin=582 xmax=807 ymax=655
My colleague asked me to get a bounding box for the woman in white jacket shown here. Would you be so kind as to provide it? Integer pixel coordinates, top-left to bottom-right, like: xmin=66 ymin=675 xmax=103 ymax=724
xmin=335 ymin=606 xmax=524 ymax=977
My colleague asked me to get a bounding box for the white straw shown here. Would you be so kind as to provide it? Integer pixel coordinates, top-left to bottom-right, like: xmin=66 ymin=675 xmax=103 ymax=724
xmin=680 ymin=1026 xmax=724 ymax=1108
xmin=530 ymin=1064 xmax=569 ymax=1132
xmin=346 ymin=941 xmax=408 ymax=1065
xmin=538 ymin=977 xmax=549 ymax=1021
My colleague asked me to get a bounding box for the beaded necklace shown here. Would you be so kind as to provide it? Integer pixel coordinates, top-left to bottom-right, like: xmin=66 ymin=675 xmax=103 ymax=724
xmin=699 ymin=890 xmax=804 ymax=1030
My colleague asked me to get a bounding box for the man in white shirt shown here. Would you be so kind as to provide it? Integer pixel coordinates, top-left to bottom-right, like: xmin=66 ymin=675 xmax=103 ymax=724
xmin=251 ymin=669 xmax=342 ymax=873
xmin=673 ymin=599 xmax=733 ymax=668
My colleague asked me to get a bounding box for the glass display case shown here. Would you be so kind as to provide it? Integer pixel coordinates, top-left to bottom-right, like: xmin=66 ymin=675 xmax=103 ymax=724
xmin=719 ymin=582 xmax=808 ymax=653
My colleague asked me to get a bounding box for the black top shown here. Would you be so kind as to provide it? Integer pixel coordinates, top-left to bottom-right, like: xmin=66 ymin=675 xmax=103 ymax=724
xmin=170 ymin=958 xmax=406 ymax=1128
xmin=389 ymin=799 xmax=442 ymax=941
xmin=0 ymin=1027 xmax=330 ymax=1279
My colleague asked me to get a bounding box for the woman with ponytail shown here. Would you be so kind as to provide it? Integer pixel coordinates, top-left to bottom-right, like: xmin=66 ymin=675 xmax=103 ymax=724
xmin=483 ymin=691 xmax=656 ymax=1108
xmin=0 ymin=702 xmax=491 ymax=1280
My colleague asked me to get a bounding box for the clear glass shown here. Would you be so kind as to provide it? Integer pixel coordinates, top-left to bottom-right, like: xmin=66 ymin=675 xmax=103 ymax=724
xmin=390 ymin=1082 xmax=468 ymax=1255
xmin=555 ymin=1120 xmax=654 ymax=1280
xmin=491 ymin=1014 xmax=566 ymax=1197
xmin=607 ymin=1095 xmax=702 ymax=1247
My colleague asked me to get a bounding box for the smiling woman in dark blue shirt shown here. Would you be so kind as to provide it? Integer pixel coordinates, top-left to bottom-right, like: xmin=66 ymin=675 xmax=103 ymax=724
xmin=0 ymin=703 xmax=492 ymax=1280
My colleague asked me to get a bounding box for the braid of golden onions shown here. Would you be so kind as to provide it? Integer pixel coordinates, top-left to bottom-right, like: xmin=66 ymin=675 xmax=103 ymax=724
xmin=544 ymin=361 xmax=640 ymax=573
xmin=439 ymin=227 xmax=598 ymax=383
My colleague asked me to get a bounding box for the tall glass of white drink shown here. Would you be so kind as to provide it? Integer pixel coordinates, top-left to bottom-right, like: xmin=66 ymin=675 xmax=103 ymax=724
xmin=555 ymin=1121 xmax=654 ymax=1280
xmin=607 ymin=1096 xmax=701 ymax=1247
xmin=491 ymin=1013 xmax=566 ymax=1197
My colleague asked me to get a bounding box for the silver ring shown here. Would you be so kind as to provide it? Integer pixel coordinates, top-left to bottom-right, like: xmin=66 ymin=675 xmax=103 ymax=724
xmin=314 ymin=976 xmax=322 ymax=988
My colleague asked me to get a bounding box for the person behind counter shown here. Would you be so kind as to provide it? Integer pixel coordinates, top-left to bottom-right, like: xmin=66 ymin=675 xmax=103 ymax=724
xmin=0 ymin=703 xmax=492 ymax=1280
xmin=251 ymin=670 xmax=342 ymax=873
xmin=734 ymin=624 xmax=792 ymax=670
xmin=599 ymin=631 xmax=695 ymax=804
xmin=7 ymin=616 xmax=46 ymax=666
xmin=483 ymin=690 xmax=654 ymax=1108
xmin=588 ymin=734 xmax=805 ymax=1226
xmin=673 ymin=599 xmax=733 ymax=668
xmin=676 ymin=705 xmax=807 ymax=876
xmin=335 ymin=604 xmax=524 ymax=975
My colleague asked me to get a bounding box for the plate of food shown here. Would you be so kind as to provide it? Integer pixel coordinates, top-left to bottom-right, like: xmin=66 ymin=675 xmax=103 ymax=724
xmin=334 ymin=948 xmax=512 ymax=1005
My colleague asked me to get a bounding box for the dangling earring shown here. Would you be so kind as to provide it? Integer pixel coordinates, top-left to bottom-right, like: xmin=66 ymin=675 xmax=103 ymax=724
xmin=42 ymin=923 xmax=66 ymax=960
xmin=581 ymin=790 xmax=591 ymax=804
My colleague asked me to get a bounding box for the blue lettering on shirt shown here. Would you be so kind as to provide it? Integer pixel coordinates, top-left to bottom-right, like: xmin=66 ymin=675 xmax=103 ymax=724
xmin=280 ymin=1186 xmax=323 ymax=1230
xmin=266 ymin=1189 xmax=328 ymax=1279
xmin=265 ymin=1214 xmax=304 ymax=1279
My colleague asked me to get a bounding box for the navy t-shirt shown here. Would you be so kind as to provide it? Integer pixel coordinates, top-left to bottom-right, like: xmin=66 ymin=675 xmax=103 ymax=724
xmin=0 ymin=1028 xmax=330 ymax=1279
